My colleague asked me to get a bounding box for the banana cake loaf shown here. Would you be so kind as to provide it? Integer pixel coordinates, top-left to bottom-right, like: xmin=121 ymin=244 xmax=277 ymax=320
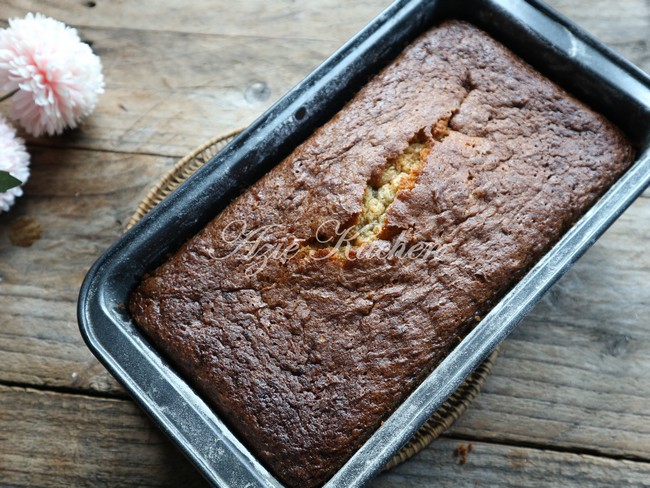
xmin=129 ymin=20 xmax=634 ymax=488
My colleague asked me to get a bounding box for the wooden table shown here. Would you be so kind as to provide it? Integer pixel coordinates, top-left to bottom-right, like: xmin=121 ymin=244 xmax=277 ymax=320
xmin=1 ymin=1 xmax=648 ymax=486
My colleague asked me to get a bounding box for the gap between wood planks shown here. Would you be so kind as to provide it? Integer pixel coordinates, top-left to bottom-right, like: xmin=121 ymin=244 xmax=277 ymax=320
xmin=444 ymin=431 xmax=650 ymax=464
xmin=0 ymin=379 xmax=128 ymax=401
xmin=1 ymin=18 xmax=334 ymax=44
xmin=23 ymin=141 xmax=189 ymax=160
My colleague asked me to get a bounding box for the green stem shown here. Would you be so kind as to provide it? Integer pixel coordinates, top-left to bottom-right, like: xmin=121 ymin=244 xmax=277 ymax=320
xmin=0 ymin=88 xmax=18 ymax=103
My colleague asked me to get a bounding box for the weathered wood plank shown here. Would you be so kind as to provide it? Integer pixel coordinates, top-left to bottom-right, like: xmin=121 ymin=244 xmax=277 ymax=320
xmin=374 ymin=436 xmax=650 ymax=487
xmin=2 ymin=384 xmax=649 ymax=488
xmin=0 ymin=385 xmax=208 ymax=487
xmin=448 ymin=196 xmax=650 ymax=460
xmin=1 ymin=0 xmax=393 ymax=42
xmin=0 ymin=147 xmax=177 ymax=393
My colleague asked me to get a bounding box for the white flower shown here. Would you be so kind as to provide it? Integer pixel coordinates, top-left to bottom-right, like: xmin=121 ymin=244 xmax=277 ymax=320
xmin=0 ymin=116 xmax=30 ymax=212
xmin=0 ymin=13 xmax=105 ymax=136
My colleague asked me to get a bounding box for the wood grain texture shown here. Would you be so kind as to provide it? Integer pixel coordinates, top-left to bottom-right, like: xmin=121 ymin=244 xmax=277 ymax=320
xmin=0 ymin=147 xmax=176 ymax=393
xmin=0 ymin=0 xmax=649 ymax=486
xmin=375 ymin=436 xmax=650 ymax=488
xmin=0 ymin=385 xmax=208 ymax=487
xmin=2 ymin=385 xmax=649 ymax=488
xmin=1 ymin=0 xmax=393 ymax=40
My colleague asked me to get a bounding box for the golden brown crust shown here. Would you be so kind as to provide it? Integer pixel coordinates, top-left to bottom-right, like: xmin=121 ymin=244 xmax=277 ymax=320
xmin=130 ymin=20 xmax=634 ymax=488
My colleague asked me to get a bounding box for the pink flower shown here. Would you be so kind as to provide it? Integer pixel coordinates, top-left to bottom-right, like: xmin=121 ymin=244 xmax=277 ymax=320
xmin=0 ymin=116 xmax=30 ymax=212
xmin=0 ymin=13 xmax=104 ymax=136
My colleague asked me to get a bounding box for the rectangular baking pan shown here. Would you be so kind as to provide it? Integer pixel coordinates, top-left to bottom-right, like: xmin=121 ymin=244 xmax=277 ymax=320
xmin=77 ymin=0 xmax=650 ymax=486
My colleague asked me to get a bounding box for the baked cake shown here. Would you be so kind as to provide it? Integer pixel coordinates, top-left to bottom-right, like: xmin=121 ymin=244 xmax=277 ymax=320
xmin=129 ymin=20 xmax=634 ymax=487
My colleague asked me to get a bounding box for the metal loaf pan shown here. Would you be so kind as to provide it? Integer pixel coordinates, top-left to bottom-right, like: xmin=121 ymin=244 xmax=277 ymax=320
xmin=78 ymin=0 xmax=650 ymax=486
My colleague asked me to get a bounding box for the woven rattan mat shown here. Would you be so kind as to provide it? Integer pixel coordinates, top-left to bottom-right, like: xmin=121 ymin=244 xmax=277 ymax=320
xmin=128 ymin=128 xmax=499 ymax=471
